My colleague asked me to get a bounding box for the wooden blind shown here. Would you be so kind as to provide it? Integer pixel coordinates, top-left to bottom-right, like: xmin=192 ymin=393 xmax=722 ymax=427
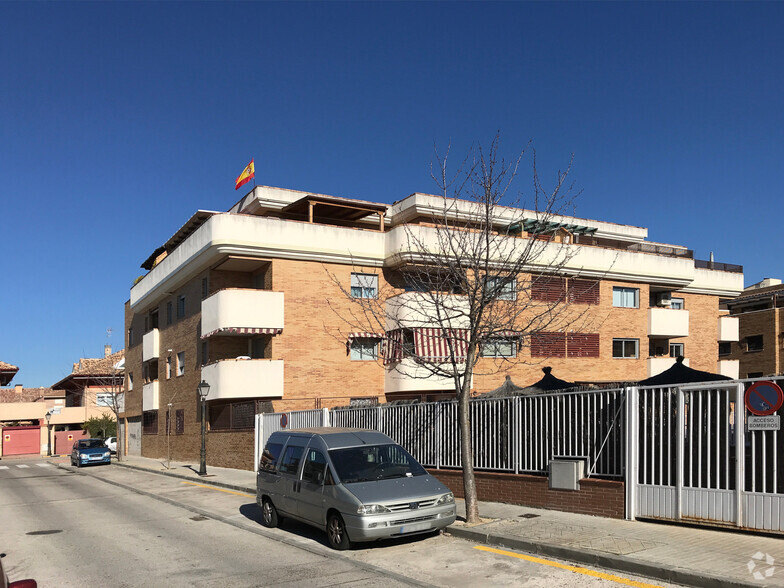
xmin=531 ymin=332 xmax=566 ymax=357
xmin=532 ymin=276 xmax=566 ymax=303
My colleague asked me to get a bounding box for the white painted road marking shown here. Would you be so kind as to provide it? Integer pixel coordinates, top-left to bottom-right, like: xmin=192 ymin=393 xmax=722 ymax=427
xmin=36 ymin=463 xmax=52 ymax=467
xmin=0 ymin=466 xmax=8 ymax=470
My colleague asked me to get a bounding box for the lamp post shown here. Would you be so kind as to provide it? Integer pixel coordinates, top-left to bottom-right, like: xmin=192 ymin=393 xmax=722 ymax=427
xmin=197 ymin=380 xmax=210 ymax=476
xmin=45 ymin=411 xmax=52 ymax=457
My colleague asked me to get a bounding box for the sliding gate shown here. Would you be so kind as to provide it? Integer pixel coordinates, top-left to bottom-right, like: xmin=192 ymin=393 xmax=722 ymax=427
xmin=627 ymin=379 xmax=784 ymax=533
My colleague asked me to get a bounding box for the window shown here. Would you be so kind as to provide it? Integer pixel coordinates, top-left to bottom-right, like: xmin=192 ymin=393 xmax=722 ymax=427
xmin=142 ymin=360 xmax=157 ymax=384
xmin=259 ymin=442 xmax=284 ymax=472
xmin=202 ymin=277 xmax=209 ymax=299
xmin=670 ymin=297 xmax=685 ymax=310
xmin=127 ymin=372 xmax=134 ymax=391
xmin=718 ymin=342 xmax=732 ymax=356
xmin=746 ymin=335 xmax=764 ymax=352
xmin=613 ymin=287 xmax=639 ymax=308
xmin=350 ymin=273 xmax=378 ymax=299
xmin=568 ymin=279 xmax=600 ymax=305
xmin=149 ymin=310 xmax=159 ymax=330
xmin=166 ymin=301 xmax=172 ymax=325
xmin=177 ymin=295 xmax=186 ymax=318
xmin=96 ymin=392 xmax=112 ymax=407
xmin=278 ymin=445 xmax=305 ymax=475
xmin=531 ymin=332 xmax=566 ymax=357
xmin=166 ymin=356 xmax=172 ymax=379
xmin=486 ymin=276 xmax=516 ymax=300
xmin=613 ymin=338 xmax=639 ymax=358
xmin=480 ymin=338 xmax=517 ymax=358
xmin=175 ymin=409 xmax=184 ymax=434
xmin=532 ymin=276 xmax=566 ymax=302
xmin=350 ymin=338 xmax=378 ymax=360
xmin=748 ymin=372 xmax=764 ymax=378
xmin=142 ymin=410 xmax=158 ymax=434
xmin=201 ymin=341 xmax=209 ymax=365
xmin=209 ymin=400 xmax=255 ymax=430
xmin=128 ymin=327 xmax=134 ymax=347
xmin=669 ymin=343 xmax=684 ymax=357
xmin=177 ymin=352 xmax=185 ymax=376
xmin=301 ymin=449 xmax=328 ymax=484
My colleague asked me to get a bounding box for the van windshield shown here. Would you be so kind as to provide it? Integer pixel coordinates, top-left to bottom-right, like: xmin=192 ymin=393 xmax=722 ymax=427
xmin=329 ymin=444 xmax=426 ymax=483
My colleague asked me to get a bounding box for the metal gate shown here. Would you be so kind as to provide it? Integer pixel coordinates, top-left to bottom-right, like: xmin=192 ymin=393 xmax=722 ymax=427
xmin=1 ymin=425 xmax=41 ymax=456
xmin=126 ymin=417 xmax=142 ymax=456
xmin=627 ymin=379 xmax=784 ymax=533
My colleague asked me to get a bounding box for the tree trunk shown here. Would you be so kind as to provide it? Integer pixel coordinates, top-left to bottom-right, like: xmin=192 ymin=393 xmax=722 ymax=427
xmin=458 ymin=371 xmax=480 ymax=524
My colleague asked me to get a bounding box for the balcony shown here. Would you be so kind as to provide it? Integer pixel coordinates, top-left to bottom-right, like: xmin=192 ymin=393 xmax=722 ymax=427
xmin=201 ymin=359 xmax=284 ymax=401
xmin=385 ymin=292 xmax=469 ymax=329
xmin=202 ymin=289 xmax=284 ymax=337
xmin=718 ymin=315 xmax=740 ymax=342
xmin=647 ymin=357 xmax=690 ymax=378
xmin=143 ymin=328 xmax=160 ymax=361
xmin=385 ymin=358 xmax=464 ymax=394
xmin=648 ymin=308 xmax=689 ymax=338
xmin=142 ymin=381 xmax=159 ymax=411
xmin=717 ymin=359 xmax=740 ymax=379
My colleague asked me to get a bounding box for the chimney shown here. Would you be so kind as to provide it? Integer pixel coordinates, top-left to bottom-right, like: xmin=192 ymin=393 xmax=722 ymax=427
xmin=104 ymin=345 xmax=112 ymax=358
xmin=15 ymin=384 xmax=23 ymax=394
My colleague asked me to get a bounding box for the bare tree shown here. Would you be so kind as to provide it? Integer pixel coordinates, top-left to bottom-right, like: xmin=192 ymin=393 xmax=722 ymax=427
xmin=329 ymin=135 xmax=594 ymax=523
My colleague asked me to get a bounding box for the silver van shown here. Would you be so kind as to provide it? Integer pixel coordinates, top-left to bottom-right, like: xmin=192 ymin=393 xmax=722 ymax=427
xmin=256 ymin=428 xmax=456 ymax=549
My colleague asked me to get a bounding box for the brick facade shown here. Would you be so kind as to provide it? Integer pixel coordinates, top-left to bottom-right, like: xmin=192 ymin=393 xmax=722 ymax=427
xmin=428 ymin=469 xmax=625 ymax=519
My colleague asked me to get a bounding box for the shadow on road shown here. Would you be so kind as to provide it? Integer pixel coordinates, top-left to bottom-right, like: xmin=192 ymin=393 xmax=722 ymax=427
xmin=237 ymin=503 xmax=441 ymax=551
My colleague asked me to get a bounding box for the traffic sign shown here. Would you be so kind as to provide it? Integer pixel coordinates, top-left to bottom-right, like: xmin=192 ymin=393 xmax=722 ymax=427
xmin=280 ymin=413 xmax=288 ymax=428
xmin=745 ymin=381 xmax=784 ymax=416
xmin=748 ymin=415 xmax=781 ymax=431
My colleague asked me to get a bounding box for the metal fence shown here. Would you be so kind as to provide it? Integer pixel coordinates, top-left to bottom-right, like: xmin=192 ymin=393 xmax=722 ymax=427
xmin=259 ymin=388 xmax=625 ymax=478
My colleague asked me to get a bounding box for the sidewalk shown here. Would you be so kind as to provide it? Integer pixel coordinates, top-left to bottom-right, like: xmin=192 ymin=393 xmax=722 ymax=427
xmin=114 ymin=455 xmax=782 ymax=588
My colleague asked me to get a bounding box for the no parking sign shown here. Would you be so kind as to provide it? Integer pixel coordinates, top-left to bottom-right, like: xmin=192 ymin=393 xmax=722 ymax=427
xmin=745 ymin=381 xmax=784 ymax=416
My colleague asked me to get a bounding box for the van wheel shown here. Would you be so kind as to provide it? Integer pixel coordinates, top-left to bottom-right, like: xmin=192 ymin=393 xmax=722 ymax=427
xmin=327 ymin=513 xmax=352 ymax=550
xmin=261 ymin=498 xmax=279 ymax=528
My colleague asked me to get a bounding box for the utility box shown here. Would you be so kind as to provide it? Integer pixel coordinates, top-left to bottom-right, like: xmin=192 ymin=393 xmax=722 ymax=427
xmin=549 ymin=458 xmax=585 ymax=491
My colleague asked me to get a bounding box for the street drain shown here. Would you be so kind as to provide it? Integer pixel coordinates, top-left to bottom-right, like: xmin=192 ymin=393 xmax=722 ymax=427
xmin=190 ymin=515 xmax=209 ymax=521
xmin=26 ymin=530 xmax=62 ymax=535
xmin=518 ymin=514 xmax=540 ymax=519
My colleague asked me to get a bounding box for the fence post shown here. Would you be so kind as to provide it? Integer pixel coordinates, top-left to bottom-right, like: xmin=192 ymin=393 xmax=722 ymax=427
xmin=625 ymin=386 xmax=639 ymax=521
xmin=676 ymin=387 xmax=684 ymax=520
xmin=254 ymin=413 xmax=262 ymax=473
xmin=322 ymin=407 xmax=330 ymax=428
xmin=735 ymin=382 xmax=745 ymax=528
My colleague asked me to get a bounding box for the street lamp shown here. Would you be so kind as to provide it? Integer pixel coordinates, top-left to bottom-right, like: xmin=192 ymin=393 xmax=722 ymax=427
xmin=45 ymin=411 xmax=52 ymax=457
xmin=197 ymin=380 xmax=210 ymax=476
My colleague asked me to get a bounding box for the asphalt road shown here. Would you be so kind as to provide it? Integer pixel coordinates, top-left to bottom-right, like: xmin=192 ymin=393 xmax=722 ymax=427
xmin=0 ymin=458 xmax=676 ymax=587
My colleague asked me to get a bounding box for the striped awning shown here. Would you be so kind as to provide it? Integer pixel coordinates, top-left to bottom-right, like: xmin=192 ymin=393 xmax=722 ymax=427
xmin=384 ymin=328 xmax=468 ymax=364
xmin=201 ymin=327 xmax=282 ymax=339
xmin=484 ymin=330 xmax=525 ymax=339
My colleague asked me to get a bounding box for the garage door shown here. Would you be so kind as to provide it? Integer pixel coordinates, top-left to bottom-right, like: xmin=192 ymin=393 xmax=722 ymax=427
xmin=55 ymin=429 xmax=88 ymax=455
xmin=2 ymin=426 xmax=41 ymax=456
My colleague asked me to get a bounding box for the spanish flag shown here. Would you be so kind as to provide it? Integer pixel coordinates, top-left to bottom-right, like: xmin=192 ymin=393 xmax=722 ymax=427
xmin=235 ymin=159 xmax=255 ymax=190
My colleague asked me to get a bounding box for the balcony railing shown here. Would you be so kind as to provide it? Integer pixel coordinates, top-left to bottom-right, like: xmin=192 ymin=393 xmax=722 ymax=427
xmin=718 ymin=315 xmax=740 ymax=342
xmin=385 ymin=358 xmax=465 ymax=394
xmin=695 ymin=259 xmax=743 ymax=274
xmin=201 ymin=289 xmax=284 ymax=337
xmin=717 ymin=359 xmax=740 ymax=379
xmin=142 ymin=381 xmax=159 ymax=411
xmin=143 ymin=329 xmax=160 ymax=361
xmin=648 ymin=308 xmax=689 ymax=338
xmin=647 ymin=357 xmax=690 ymax=377
xmin=201 ymin=359 xmax=284 ymax=401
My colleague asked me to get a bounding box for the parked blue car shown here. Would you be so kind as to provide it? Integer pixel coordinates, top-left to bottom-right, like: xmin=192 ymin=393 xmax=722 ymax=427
xmin=70 ymin=438 xmax=111 ymax=467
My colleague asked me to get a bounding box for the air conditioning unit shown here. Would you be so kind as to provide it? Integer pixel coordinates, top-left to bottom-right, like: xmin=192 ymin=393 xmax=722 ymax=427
xmin=658 ymin=298 xmax=671 ymax=307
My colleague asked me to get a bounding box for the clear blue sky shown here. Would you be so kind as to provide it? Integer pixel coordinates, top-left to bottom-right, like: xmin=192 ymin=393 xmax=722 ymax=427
xmin=2 ymin=2 xmax=782 ymax=387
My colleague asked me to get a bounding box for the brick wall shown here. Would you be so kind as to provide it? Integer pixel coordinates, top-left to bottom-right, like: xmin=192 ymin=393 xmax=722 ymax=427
xmin=428 ymin=468 xmax=625 ymax=519
xmin=731 ymin=307 xmax=782 ymax=377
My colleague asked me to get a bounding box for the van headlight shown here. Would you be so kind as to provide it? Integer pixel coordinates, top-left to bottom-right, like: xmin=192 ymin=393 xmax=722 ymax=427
xmin=436 ymin=493 xmax=455 ymax=505
xmin=357 ymin=504 xmax=391 ymax=515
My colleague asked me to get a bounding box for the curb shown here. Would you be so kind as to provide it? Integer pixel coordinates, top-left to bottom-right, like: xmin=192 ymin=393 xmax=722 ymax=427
xmin=447 ymin=525 xmax=760 ymax=588
xmin=114 ymin=461 xmax=256 ymax=495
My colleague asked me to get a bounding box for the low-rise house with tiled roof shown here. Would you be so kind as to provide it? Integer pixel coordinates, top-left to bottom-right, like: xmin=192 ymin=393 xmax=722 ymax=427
xmin=0 ymin=361 xmax=19 ymax=386
xmin=0 ymin=346 xmax=124 ymax=457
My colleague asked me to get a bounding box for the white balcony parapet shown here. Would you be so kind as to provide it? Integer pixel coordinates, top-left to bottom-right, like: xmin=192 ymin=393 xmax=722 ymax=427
xmin=131 ymin=214 xmax=386 ymax=310
xmin=142 ymin=381 xmax=159 ymax=411
xmin=385 ymin=292 xmax=469 ymax=330
xmin=647 ymin=357 xmax=690 ymax=378
xmin=648 ymin=308 xmax=689 ymax=338
xmin=143 ymin=329 xmax=160 ymax=361
xmin=384 ymin=358 xmax=465 ymax=394
xmin=718 ymin=315 xmax=740 ymax=342
xmin=202 ymin=289 xmax=284 ymax=338
xmin=717 ymin=359 xmax=740 ymax=379
xmin=201 ymin=359 xmax=284 ymax=401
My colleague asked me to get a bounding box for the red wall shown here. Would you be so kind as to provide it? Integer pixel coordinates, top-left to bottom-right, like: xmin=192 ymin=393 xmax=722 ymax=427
xmin=427 ymin=468 xmax=625 ymax=519
xmin=54 ymin=429 xmax=88 ymax=455
xmin=2 ymin=426 xmax=41 ymax=456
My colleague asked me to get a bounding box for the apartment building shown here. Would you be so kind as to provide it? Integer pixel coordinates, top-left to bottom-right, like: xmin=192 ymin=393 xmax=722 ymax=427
xmin=124 ymin=186 xmax=744 ymax=469
xmin=724 ymin=278 xmax=784 ymax=378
